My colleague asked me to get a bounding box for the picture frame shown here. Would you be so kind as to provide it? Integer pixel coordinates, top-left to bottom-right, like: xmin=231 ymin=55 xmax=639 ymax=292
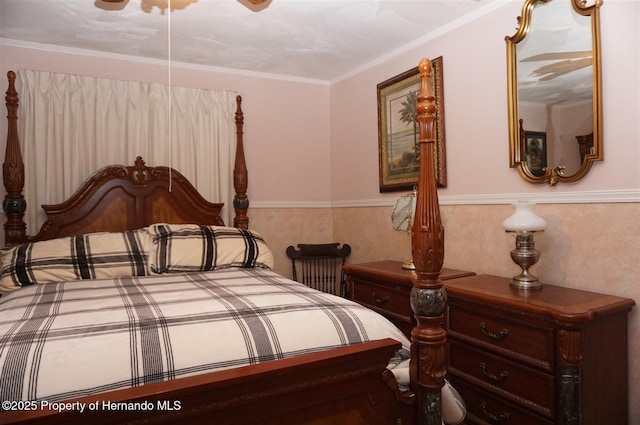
xmin=523 ymin=131 xmax=547 ymax=177
xmin=377 ymin=56 xmax=446 ymax=192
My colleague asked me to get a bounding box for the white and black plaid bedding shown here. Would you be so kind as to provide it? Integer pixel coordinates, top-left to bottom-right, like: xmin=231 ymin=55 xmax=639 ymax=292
xmin=0 ymin=229 xmax=151 ymax=294
xmin=0 ymin=268 xmax=410 ymax=402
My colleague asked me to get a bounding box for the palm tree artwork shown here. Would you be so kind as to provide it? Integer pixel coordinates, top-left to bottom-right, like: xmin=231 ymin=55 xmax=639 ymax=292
xmin=392 ymin=90 xmax=420 ymax=173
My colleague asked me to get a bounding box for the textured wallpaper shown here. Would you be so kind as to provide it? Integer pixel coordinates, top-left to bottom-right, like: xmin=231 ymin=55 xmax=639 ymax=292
xmin=251 ymin=202 xmax=640 ymax=420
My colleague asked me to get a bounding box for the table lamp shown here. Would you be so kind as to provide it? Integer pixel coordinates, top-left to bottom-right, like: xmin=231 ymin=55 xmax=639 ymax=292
xmin=502 ymin=201 xmax=547 ymax=290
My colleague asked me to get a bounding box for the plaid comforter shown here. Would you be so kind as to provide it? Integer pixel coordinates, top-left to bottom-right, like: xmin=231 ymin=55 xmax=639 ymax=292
xmin=0 ymin=268 xmax=409 ymax=402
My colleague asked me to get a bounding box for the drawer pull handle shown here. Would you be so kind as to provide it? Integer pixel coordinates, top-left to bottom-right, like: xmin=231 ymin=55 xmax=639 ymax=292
xmin=480 ymin=362 xmax=510 ymax=382
xmin=480 ymin=401 xmax=510 ymax=423
xmin=479 ymin=322 xmax=509 ymax=340
xmin=371 ymin=292 xmax=390 ymax=305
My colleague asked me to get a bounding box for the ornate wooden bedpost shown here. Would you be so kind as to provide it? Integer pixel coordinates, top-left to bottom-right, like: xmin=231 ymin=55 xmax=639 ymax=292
xmin=410 ymin=58 xmax=446 ymax=425
xmin=233 ymin=95 xmax=249 ymax=229
xmin=3 ymin=71 xmax=27 ymax=246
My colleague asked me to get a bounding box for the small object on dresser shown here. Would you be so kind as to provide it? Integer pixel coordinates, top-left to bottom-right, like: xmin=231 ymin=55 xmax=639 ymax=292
xmin=391 ymin=188 xmax=417 ymax=270
xmin=502 ymin=200 xmax=547 ymax=290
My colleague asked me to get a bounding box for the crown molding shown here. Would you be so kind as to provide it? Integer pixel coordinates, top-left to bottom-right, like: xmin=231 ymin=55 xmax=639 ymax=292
xmin=0 ymin=38 xmax=330 ymax=86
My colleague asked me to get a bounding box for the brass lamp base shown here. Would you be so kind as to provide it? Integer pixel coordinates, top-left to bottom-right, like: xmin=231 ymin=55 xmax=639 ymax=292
xmin=509 ymin=232 xmax=542 ymax=290
xmin=401 ymin=259 xmax=416 ymax=270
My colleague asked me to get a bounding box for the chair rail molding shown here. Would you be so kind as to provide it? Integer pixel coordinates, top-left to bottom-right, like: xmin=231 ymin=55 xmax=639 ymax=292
xmin=250 ymin=189 xmax=640 ymax=209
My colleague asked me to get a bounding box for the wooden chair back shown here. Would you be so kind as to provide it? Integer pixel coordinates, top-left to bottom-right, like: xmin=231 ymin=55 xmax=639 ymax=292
xmin=285 ymin=243 xmax=351 ymax=296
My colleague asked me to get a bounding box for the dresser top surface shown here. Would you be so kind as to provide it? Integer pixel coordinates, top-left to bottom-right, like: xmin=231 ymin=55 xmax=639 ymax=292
xmin=446 ymin=274 xmax=635 ymax=321
xmin=344 ymin=261 xmax=635 ymax=321
xmin=343 ymin=260 xmax=475 ymax=283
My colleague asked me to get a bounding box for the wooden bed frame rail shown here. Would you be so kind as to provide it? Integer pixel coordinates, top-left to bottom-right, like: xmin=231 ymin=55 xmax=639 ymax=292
xmin=1 ymin=339 xmax=415 ymax=425
xmin=2 ymin=58 xmax=445 ymax=424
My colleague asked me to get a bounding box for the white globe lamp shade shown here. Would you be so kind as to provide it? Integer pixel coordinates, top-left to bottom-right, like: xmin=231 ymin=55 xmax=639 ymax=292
xmin=502 ymin=201 xmax=547 ymax=232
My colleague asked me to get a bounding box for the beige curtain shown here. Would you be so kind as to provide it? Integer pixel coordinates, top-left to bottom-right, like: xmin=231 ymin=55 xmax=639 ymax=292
xmin=18 ymin=69 xmax=238 ymax=233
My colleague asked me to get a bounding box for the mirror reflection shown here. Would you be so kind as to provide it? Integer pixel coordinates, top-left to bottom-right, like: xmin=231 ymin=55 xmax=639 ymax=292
xmin=506 ymin=0 xmax=603 ymax=185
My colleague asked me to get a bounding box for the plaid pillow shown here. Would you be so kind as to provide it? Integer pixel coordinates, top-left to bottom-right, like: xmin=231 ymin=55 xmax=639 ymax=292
xmin=0 ymin=229 xmax=150 ymax=294
xmin=148 ymin=223 xmax=274 ymax=274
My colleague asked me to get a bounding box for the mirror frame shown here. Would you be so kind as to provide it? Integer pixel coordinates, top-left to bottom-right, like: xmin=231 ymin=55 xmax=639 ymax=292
xmin=506 ymin=0 xmax=603 ymax=186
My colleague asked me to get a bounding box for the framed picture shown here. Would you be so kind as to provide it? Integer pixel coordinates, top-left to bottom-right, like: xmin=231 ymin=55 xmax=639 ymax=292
xmin=377 ymin=56 xmax=446 ymax=192
xmin=524 ymin=131 xmax=547 ymax=177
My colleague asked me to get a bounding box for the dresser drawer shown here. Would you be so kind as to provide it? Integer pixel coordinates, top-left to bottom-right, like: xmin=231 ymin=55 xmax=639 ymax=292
xmin=449 ymin=340 xmax=554 ymax=418
xmin=351 ymin=279 xmax=413 ymax=325
xmin=447 ymin=304 xmax=554 ymax=371
xmin=450 ymin=377 xmax=553 ymax=425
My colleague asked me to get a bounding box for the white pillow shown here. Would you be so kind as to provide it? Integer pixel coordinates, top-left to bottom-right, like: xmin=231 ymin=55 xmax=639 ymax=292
xmin=147 ymin=223 xmax=274 ymax=274
xmin=442 ymin=379 xmax=466 ymax=425
xmin=0 ymin=229 xmax=150 ymax=294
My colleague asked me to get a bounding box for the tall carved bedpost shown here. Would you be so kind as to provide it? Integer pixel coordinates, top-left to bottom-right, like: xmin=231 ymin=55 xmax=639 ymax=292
xmin=233 ymin=95 xmax=249 ymax=229
xmin=3 ymin=71 xmax=27 ymax=246
xmin=410 ymin=58 xmax=446 ymax=425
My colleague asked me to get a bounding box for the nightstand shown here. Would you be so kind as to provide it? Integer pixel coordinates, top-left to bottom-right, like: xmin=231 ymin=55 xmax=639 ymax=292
xmin=445 ymin=274 xmax=635 ymax=425
xmin=342 ymin=260 xmax=475 ymax=337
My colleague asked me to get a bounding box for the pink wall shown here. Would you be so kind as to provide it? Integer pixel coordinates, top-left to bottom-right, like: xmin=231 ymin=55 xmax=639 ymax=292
xmin=0 ymin=45 xmax=333 ymax=205
xmin=330 ymin=0 xmax=639 ymax=201
xmin=1 ymin=1 xmax=638 ymax=205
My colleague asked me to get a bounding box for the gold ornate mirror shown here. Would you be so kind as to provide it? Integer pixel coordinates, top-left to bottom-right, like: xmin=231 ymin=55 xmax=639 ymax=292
xmin=506 ymin=0 xmax=603 ymax=185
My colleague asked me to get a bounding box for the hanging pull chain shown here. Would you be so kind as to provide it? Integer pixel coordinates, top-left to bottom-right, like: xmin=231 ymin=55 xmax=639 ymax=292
xmin=167 ymin=0 xmax=173 ymax=192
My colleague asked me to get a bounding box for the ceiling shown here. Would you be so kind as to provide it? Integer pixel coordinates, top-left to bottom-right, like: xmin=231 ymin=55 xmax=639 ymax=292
xmin=0 ymin=0 xmax=507 ymax=83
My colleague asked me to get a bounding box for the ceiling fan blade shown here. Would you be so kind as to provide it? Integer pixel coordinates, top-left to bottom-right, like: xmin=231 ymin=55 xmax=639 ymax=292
xmin=532 ymin=57 xmax=593 ymax=81
xmin=238 ymin=0 xmax=271 ymax=11
xmin=522 ymin=51 xmax=592 ymax=62
xmin=95 ymin=0 xmax=128 ymax=11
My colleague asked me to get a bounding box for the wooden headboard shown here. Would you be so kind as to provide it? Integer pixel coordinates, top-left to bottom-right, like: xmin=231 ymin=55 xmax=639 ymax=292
xmin=3 ymin=70 xmax=249 ymax=246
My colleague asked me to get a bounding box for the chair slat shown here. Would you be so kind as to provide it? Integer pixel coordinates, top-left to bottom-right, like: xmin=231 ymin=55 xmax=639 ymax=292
xmin=285 ymin=243 xmax=351 ymax=296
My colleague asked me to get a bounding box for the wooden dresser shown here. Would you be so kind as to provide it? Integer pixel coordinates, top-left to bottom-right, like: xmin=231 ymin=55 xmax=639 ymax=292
xmin=343 ymin=263 xmax=635 ymax=425
xmin=445 ymin=274 xmax=634 ymax=425
xmin=343 ymin=260 xmax=475 ymax=337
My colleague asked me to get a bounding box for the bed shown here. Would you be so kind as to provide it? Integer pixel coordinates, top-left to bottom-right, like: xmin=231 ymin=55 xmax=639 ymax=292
xmin=0 ymin=59 xmax=453 ymax=425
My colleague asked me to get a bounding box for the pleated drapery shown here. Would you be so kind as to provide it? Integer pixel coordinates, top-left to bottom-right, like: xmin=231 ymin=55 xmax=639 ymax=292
xmin=18 ymin=70 xmax=239 ymax=232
